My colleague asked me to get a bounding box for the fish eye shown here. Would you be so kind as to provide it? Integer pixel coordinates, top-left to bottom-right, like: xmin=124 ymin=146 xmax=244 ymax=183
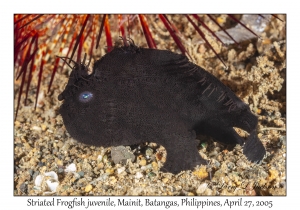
xmin=78 ymin=91 xmax=94 ymax=103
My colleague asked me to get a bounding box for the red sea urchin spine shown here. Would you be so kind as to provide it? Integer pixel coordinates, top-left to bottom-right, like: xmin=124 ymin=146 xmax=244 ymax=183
xmin=191 ymin=14 xmax=226 ymax=45
xmin=88 ymin=15 xmax=97 ymax=58
xmin=118 ymin=15 xmax=128 ymax=46
xmin=227 ymin=14 xmax=259 ymax=38
xmin=15 ymin=14 xmax=44 ymax=30
xmin=206 ymin=14 xmax=239 ymax=45
xmin=158 ymin=14 xmax=191 ymax=59
xmin=186 ymin=15 xmax=227 ymax=68
xmin=69 ymin=15 xmax=90 ymax=63
xmin=95 ymin=14 xmax=106 ymax=50
xmin=24 ymin=36 xmax=38 ymax=106
xmin=15 ymin=34 xmax=38 ymax=120
xmin=138 ymin=14 xmax=157 ymax=49
xmin=35 ymin=51 xmax=45 ymax=110
xmin=104 ymin=15 xmax=113 ymax=52
xmin=48 ymin=15 xmax=76 ymax=93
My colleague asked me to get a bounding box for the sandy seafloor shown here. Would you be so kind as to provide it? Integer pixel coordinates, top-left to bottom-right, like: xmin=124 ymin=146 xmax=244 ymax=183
xmin=14 ymin=15 xmax=286 ymax=196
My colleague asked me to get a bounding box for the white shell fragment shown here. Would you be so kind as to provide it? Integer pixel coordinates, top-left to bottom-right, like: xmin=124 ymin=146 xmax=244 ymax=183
xmin=64 ymin=163 xmax=77 ymax=173
xmin=34 ymin=171 xmax=59 ymax=194
xmin=46 ymin=180 xmax=59 ymax=192
xmin=196 ymin=183 xmax=208 ymax=194
xmin=34 ymin=174 xmax=44 ymax=187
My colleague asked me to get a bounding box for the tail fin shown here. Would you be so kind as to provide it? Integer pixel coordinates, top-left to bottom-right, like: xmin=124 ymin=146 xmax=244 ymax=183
xmin=243 ymin=130 xmax=266 ymax=163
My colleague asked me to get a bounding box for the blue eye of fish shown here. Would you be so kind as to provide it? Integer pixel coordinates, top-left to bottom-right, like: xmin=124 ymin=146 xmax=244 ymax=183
xmin=79 ymin=91 xmax=94 ymax=103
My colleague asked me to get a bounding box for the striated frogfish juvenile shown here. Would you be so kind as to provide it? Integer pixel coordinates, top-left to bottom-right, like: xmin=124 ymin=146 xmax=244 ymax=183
xmin=58 ymin=42 xmax=266 ymax=174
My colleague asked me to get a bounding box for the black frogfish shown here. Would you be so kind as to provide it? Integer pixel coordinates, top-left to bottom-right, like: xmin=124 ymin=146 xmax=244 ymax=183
xmin=58 ymin=42 xmax=266 ymax=174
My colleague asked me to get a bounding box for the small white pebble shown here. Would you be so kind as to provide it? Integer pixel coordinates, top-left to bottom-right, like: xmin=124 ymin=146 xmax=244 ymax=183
xmin=141 ymin=164 xmax=152 ymax=171
xmin=45 ymin=109 xmax=56 ymax=118
xmin=32 ymin=126 xmax=42 ymax=131
xmin=117 ymin=167 xmax=125 ymax=174
xmin=65 ymin=163 xmax=76 ymax=173
xmin=135 ymin=172 xmax=143 ymax=179
xmin=31 ymin=125 xmax=42 ymax=131
xmin=97 ymin=155 xmax=103 ymax=162
xmin=196 ymin=183 xmax=208 ymax=194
